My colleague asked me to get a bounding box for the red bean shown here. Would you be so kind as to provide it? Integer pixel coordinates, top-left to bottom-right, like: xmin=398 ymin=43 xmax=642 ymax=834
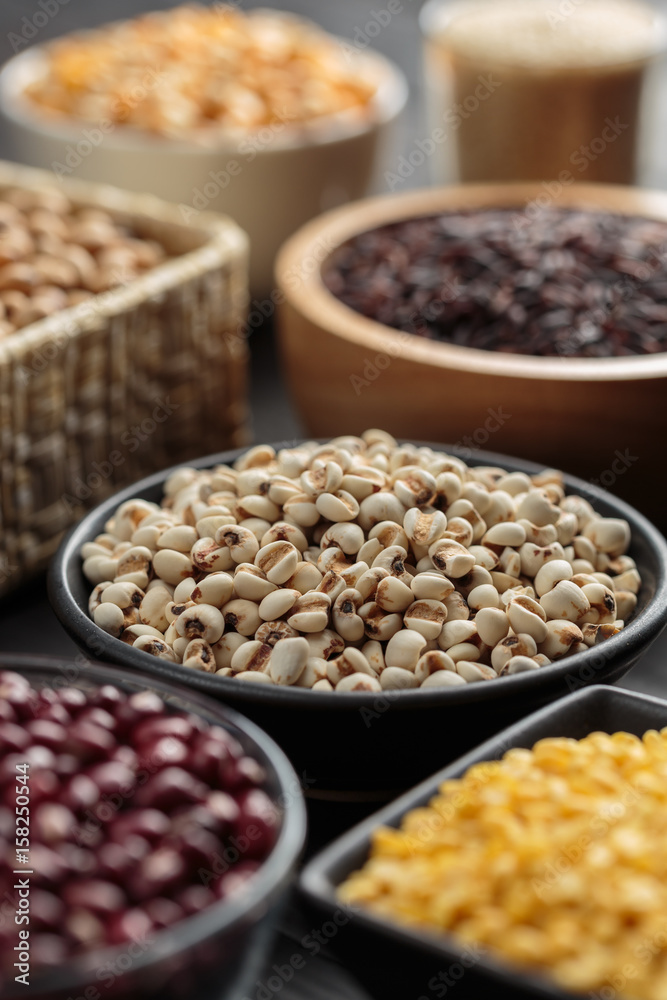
xmin=86 ymin=761 xmax=135 ymax=797
xmin=52 ymin=753 xmax=78 ymax=777
xmin=67 ymin=721 xmax=116 ymax=759
xmin=0 ymin=722 xmax=30 ymax=753
xmin=30 ymin=934 xmax=69 ymax=968
xmin=34 ymin=701 xmax=71 ymax=726
xmin=132 ymin=715 xmax=195 ymax=746
xmin=139 ymin=735 xmax=188 ymax=769
xmin=63 ymin=879 xmax=127 ymax=915
xmin=134 ymin=767 xmax=208 ymax=810
xmin=106 ymin=908 xmax=153 ymax=946
xmin=25 ymin=719 xmax=68 ymax=751
xmin=97 ymin=838 xmax=149 ymax=882
xmin=61 ymin=774 xmax=99 ymax=813
xmin=57 ymin=688 xmax=88 ymax=712
xmin=206 ymin=791 xmax=240 ymax=829
xmin=76 ymin=706 xmax=117 ymax=731
xmin=0 ymin=703 xmax=16 ymax=723
xmin=222 ymin=755 xmax=266 ymax=790
xmin=66 ymin=908 xmax=105 ymax=949
xmin=166 ymin=827 xmax=221 ymax=867
xmin=144 ymin=897 xmax=184 ymax=928
xmin=89 ymin=685 xmax=125 ymax=710
xmin=236 ymin=789 xmax=279 ymax=858
xmin=108 ymin=808 xmax=170 ymax=844
xmin=33 ymin=803 xmax=77 ymax=843
xmin=30 ymin=889 xmax=65 ymax=929
xmin=132 ymin=847 xmax=187 ymax=900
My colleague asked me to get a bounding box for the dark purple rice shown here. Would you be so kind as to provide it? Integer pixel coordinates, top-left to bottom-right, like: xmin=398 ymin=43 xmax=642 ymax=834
xmin=322 ymin=208 xmax=667 ymax=357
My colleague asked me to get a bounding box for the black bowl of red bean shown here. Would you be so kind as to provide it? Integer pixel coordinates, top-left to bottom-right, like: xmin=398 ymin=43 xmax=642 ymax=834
xmin=0 ymin=653 xmax=306 ymax=1000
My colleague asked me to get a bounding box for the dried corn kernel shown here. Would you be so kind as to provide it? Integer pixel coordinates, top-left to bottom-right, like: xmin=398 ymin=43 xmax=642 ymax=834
xmin=25 ymin=5 xmax=378 ymax=140
xmin=339 ymin=729 xmax=667 ymax=999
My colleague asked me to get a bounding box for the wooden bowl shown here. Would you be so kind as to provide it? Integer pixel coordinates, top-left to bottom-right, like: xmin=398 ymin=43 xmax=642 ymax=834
xmin=275 ymin=183 xmax=667 ymax=529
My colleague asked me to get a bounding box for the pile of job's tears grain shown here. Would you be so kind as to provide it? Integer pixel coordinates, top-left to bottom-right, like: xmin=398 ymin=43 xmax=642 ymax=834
xmin=82 ymin=431 xmax=640 ymax=692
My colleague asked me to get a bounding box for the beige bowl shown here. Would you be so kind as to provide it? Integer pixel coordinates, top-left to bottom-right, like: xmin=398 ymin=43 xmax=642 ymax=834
xmin=0 ymin=36 xmax=407 ymax=295
xmin=275 ymin=183 xmax=667 ymax=528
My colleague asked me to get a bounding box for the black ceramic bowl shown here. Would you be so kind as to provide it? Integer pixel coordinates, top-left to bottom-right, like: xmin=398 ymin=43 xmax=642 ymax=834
xmin=299 ymin=684 xmax=667 ymax=1000
xmin=49 ymin=442 xmax=667 ymax=798
xmin=0 ymin=653 xmax=306 ymax=1000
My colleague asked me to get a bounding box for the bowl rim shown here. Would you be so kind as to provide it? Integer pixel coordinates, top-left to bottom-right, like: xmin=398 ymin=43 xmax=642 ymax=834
xmin=0 ymin=651 xmax=307 ymax=998
xmin=47 ymin=438 xmax=667 ymax=710
xmin=0 ymin=29 xmax=408 ymax=154
xmin=274 ymin=182 xmax=667 ymax=380
xmin=298 ymin=682 xmax=667 ymax=1000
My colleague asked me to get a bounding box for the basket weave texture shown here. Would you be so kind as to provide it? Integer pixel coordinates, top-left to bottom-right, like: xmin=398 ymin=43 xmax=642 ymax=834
xmin=0 ymin=161 xmax=249 ymax=596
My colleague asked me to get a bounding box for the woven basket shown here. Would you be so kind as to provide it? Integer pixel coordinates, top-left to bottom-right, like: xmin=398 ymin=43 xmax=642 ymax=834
xmin=0 ymin=160 xmax=249 ymax=597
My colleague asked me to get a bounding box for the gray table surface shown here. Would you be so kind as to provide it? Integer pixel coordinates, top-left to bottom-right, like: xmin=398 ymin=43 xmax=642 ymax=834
xmin=1 ymin=2 xmax=667 ymax=998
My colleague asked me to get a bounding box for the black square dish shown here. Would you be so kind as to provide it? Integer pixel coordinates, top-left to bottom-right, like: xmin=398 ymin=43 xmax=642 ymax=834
xmin=299 ymin=684 xmax=667 ymax=1000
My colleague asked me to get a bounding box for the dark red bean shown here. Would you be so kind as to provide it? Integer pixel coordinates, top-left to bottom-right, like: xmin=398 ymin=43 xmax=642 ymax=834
xmin=63 ymin=879 xmax=126 ymax=915
xmin=139 ymin=735 xmax=189 ymax=769
xmin=25 ymin=719 xmax=68 ymax=751
xmin=206 ymin=791 xmax=240 ymax=828
xmin=89 ymin=684 xmax=126 ymax=710
xmin=33 ymin=803 xmax=77 ymax=843
xmin=52 ymin=753 xmax=79 ymax=777
xmin=57 ymin=843 xmax=98 ymax=876
xmin=132 ymin=715 xmax=195 ymax=746
xmin=34 ymin=701 xmax=71 ymax=726
xmin=30 ymin=934 xmax=69 ymax=968
xmin=108 ymin=808 xmax=170 ymax=844
xmin=134 ymin=767 xmax=208 ymax=810
xmin=28 ymin=844 xmax=70 ymax=885
xmin=236 ymin=789 xmax=279 ymax=858
xmin=131 ymin=847 xmax=187 ymax=900
xmin=56 ymin=688 xmax=88 ymax=712
xmin=115 ymin=691 xmax=165 ymax=733
xmin=165 ymin=827 xmax=222 ymax=867
xmin=0 ymin=723 xmax=31 ymax=753
xmin=65 ymin=908 xmax=105 ymax=949
xmin=144 ymin=897 xmax=184 ymax=928
xmin=85 ymin=761 xmax=135 ymax=797
xmin=105 ymin=908 xmax=153 ymax=946
xmin=30 ymin=889 xmax=65 ymax=930
xmin=221 ymin=755 xmax=266 ymax=790
xmin=61 ymin=774 xmax=99 ymax=813
xmin=76 ymin=706 xmax=117 ymax=731
xmin=0 ymin=703 xmax=16 ymax=723
xmin=110 ymin=745 xmax=139 ymax=769
xmin=97 ymin=838 xmax=150 ymax=882
xmin=66 ymin=721 xmax=116 ymax=760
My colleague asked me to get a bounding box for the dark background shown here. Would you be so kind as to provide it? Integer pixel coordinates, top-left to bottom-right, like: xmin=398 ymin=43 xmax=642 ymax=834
xmin=1 ymin=2 xmax=667 ymax=997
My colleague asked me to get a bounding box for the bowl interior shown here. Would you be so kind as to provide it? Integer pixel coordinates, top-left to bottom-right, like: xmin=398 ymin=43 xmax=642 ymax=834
xmin=0 ymin=39 xmax=408 ymax=152
xmin=0 ymin=653 xmax=307 ymax=1000
xmin=299 ymin=684 xmax=667 ymax=1000
xmin=275 ymin=182 xmax=667 ymax=381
